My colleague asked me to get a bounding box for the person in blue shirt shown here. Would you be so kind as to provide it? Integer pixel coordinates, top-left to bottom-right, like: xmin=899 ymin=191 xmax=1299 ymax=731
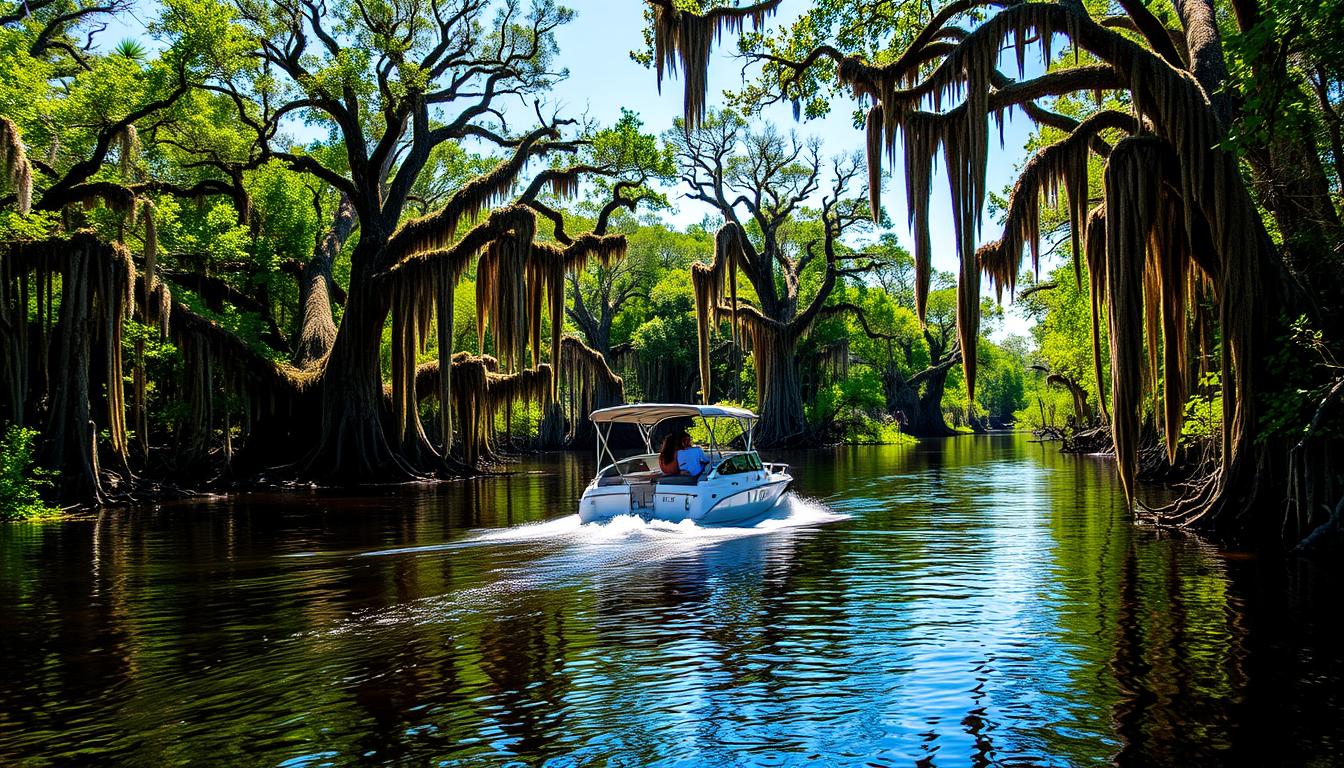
xmin=676 ymin=432 xmax=710 ymax=477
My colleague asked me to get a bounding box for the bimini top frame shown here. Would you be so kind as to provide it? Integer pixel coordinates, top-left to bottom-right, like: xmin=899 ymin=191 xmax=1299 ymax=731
xmin=588 ymin=403 xmax=759 ymax=479
xmin=589 ymin=403 xmax=758 ymax=424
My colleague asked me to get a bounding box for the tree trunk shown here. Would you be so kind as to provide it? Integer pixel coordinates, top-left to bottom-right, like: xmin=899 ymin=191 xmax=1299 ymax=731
xmin=752 ymin=328 xmax=807 ymax=447
xmin=536 ymin=401 xmax=568 ymax=449
xmin=302 ymin=242 xmax=411 ymax=483
xmin=294 ymin=195 xmax=356 ymax=368
xmin=884 ymin=362 xmax=957 ymax=438
xmin=39 ymin=245 xmax=101 ymax=503
xmin=1176 ymin=0 xmax=1233 ymax=129
xmin=1048 ymin=373 xmax=1094 ymax=426
xmin=915 ymin=365 xmax=955 ymax=437
xmin=1249 ymin=137 xmax=1344 ymax=311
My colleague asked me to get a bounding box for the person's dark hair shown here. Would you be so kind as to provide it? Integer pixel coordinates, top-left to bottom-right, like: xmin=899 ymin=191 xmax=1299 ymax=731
xmin=659 ymin=432 xmax=683 ymax=466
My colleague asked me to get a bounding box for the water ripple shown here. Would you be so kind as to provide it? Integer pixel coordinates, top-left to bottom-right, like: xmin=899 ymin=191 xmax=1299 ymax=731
xmin=1 ymin=439 xmax=1341 ymax=767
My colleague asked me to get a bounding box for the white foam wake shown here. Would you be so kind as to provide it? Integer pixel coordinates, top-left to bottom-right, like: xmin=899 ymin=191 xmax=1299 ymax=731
xmin=310 ymin=495 xmax=846 ymax=636
xmin=473 ymin=492 xmax=845 ymax=546
xmin=292 ymin=494 xmax=844 ymax=560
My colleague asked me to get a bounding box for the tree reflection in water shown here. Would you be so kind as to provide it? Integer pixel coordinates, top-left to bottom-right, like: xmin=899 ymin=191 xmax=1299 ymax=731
xmin=0 ymin=435 xmax=1340 ymax=766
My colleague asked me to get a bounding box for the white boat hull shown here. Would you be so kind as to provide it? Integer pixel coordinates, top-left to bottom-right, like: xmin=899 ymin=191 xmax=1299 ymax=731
xmin=578 ymin=468 xmax=792 ymax=526
xmin=690 ymin=477 xmax=792 ymax=525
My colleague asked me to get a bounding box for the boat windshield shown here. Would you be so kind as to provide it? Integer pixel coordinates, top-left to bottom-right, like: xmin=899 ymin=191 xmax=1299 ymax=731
xmin=714 ymin=453 xmax=763 ymax=475
xmin=599 ymin=456 xmax=658 ymax=478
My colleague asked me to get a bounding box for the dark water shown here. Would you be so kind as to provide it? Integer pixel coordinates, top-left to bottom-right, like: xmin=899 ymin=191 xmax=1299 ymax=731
xmin=1 ymin=435 xmax=1341 ymax=767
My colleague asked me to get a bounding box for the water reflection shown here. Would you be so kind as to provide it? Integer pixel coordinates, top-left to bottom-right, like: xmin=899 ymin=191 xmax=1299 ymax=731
xmin=0 ymin=435 xmax=1341 ymax=766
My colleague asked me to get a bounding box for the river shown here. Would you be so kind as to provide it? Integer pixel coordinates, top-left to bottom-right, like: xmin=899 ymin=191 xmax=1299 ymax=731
xmin=1 ymin=434 xmax=1340 ymax=766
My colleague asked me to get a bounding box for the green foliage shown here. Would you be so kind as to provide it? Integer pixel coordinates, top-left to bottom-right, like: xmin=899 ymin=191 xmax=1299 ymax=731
xmin=176 ymin=288 xmax=285 ymax=362
xmin=1015 ymin=384 xmax=1078 ymax=432
xmin=154 ymin=0 xmax=256 ymax=78
xmin=808 ymin=368 xmax=911 ymax=444
xmin=123 ymin=320 xmax=187 ymax=432
xmin=113 ymin=39 xmax=148 ymax=62
xmin=942 ymin=367 xmax=974 ymax=431
xmin=629 ymin=269 xmax=698 ymax=373
xmin=0 ymin=210 xmax=61 ymax=242
xmin=0 ymin=425 xmax=60 ymax=521
xmin=845 ymin=285 xmax=928 ymax=374
xmin=1223 ymin=0 xmax=1344 ymax=153
xmin=976 ymin=341 xmax=1028 ymax=420
xmin=686 ymin=402 xmax=751 ymax=448
xmin=245 ymin=161 xmax=324 ymax=323
xmin=0 ymin=28 xmax=55 ymax=125
xmin=585 ymin=109 xmax=677 ymax=200
xmin=854 ymin=417 xmax=916 ymax=445
xmin=151 ymin=196 xmax=252 ymax=269
xmin=631 ymin=315 xmax=693 ymax=367
xmin=452 ymin=279 xmax=480 ymax=353
xmin=1260 ymin=316 xmax=1344 ymax=444
xmin=1181 ymin=372 xmax=1224 ymax=447
xmin=1017 ymin=263 xmax=1109 ymax=409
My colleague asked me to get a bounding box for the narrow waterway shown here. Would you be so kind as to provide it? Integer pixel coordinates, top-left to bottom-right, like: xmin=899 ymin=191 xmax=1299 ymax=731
xmin=1 ymin=435 xmax=1340 ymax=766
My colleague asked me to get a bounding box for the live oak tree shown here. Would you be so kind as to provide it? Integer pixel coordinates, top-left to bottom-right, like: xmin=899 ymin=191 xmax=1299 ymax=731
xmin=820 ymin=244 xmax=978 ymax=437
xmin=0 ymin=0 xmax=660 ymax=504
xmin=185 ymin=0 xmax=532 ymax=479
xmin=669 ymin=110 xmax=880 ymax=446
xmin=885 ymin=285 xmax=964 ymax=437
xmin=154 ymin=0 xmax=670 ymax=482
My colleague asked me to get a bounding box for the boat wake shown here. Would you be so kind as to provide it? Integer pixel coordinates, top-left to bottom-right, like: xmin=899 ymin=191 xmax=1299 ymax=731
xmin=473 ymin=492 xmax=845 ymax=546
xmin=311 ymin=495 xmax=846 ymax=636
xmin=283 ymin=494 xmax=843 ymax=563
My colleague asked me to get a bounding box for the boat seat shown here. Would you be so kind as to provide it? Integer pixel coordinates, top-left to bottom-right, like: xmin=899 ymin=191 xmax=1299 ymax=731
xmin=657 ymin=474 xmax=700 ymax=486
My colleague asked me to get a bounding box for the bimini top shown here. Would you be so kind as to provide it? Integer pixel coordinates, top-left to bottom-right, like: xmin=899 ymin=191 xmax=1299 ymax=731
xmin=588 ymin=402 xmax=758 ymax=425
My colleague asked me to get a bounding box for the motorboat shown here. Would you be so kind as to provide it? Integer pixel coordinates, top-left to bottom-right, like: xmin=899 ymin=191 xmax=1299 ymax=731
xmin=578 ymin=403 xmax=794 ymax=525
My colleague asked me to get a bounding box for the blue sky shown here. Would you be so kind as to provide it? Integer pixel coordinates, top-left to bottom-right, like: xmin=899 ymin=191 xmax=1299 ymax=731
xmin=108 ymin=0 xmax=1044 ymax=337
